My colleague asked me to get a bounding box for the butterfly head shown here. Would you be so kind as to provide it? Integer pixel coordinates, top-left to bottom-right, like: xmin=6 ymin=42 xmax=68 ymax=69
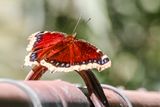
xmin=66 ymin=33 xmax=77 ymax=41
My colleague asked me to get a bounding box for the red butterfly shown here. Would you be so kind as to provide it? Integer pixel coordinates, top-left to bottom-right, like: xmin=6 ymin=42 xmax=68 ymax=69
xmin=24 ymin=31 xmax=111 ymax=106
xmin=25 ymin=31 xmax=111 ymax=72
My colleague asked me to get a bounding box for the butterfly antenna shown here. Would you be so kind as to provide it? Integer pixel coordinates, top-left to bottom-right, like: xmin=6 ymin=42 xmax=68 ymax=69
xmin=72 ymin=16 xmax=82 ymax=34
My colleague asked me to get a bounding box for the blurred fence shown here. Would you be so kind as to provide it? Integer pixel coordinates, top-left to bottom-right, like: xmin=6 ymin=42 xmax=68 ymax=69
xmin=0 ymin=79 xmax=160 ymax=107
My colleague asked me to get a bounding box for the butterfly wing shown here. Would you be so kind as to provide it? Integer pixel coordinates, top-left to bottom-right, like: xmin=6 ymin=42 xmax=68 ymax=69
xmin=69 ymin=39 xmax=111 ymax=71
xmin=24 ymin=31 xmax=66 ymax=66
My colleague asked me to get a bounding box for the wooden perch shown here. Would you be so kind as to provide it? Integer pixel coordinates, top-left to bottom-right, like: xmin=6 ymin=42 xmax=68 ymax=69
xmin=0 ymin=79 xmax=159 ymax=107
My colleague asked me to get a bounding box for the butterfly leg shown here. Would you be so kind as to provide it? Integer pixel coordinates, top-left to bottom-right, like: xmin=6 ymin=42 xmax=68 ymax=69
xmin=77 ymin=70 xmax=110 ymax=107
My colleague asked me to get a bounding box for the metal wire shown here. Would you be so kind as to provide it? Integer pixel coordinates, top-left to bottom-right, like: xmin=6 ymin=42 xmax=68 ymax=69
xmin=0 ymin=79 xmax=42 ymax=107
xmin=101 ymin=84 xmax=133 ymax=107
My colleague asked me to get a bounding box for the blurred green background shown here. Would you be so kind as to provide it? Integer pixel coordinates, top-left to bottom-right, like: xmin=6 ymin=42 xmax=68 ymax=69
xmin=0 ymin=0 xmax=159 ymax=91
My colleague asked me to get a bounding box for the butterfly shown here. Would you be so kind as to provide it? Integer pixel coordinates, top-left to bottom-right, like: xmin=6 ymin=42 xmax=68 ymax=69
xmin=24 ymin=31 xmax=111 ymax=107
xmin=25 ymin=31 xmax=111 ymax=72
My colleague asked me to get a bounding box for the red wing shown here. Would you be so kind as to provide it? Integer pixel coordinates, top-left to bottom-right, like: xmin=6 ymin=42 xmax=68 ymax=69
xmin=25 ymin=31 xmax=66 ymax=65
xmin=30 ymin=31 xmax=65 ymax=52
xmin=45 ymin=46 xmax=71 ymax=67
xmin=40 ymin=37 xmax=72 ymax=67
xmin=72 ymin=40 xmax=102 ymax=63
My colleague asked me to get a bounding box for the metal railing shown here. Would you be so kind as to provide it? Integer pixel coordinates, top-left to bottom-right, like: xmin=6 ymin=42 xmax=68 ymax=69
xmin=0 ymin=79 xmax=159 ymax=107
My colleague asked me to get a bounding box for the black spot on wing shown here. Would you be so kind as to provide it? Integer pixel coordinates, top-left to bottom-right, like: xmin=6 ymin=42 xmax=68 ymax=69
xmin=30 ymin=52 xmax=37 ymax=61
xmin=49 ymin=60 xmax=71 ymax=68
xmin=101 ymin=57 xmax=109 ymax=65
xmin=76 ymin=57 xmax=110 ymax=65
xmin=34 ymin=31 xmax=45 ymax=45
